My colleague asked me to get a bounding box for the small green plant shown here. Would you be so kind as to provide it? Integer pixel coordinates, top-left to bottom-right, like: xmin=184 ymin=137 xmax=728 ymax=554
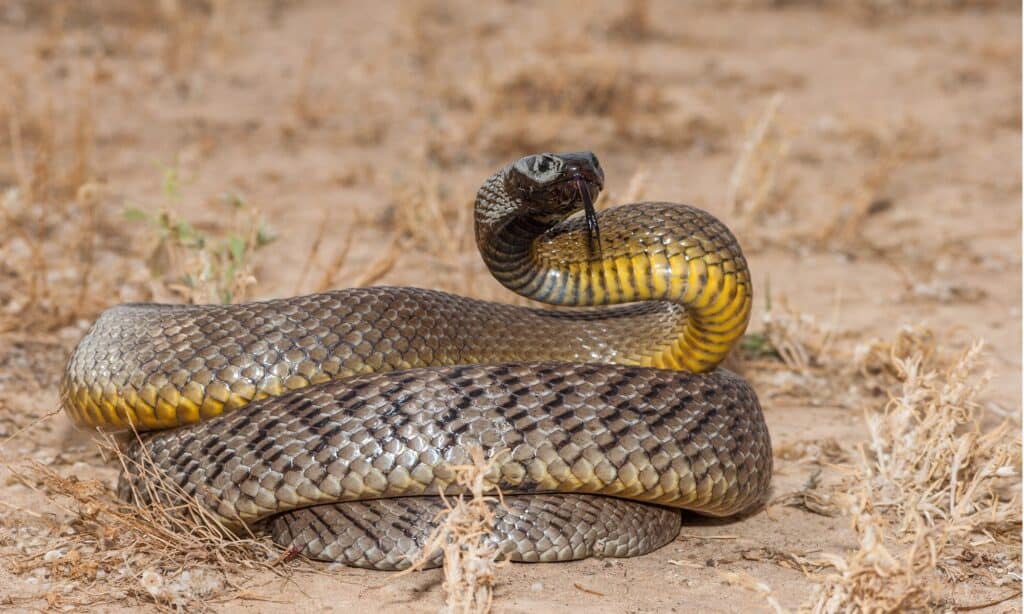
xmin=125 ymin=167 xmax=276 ymax=304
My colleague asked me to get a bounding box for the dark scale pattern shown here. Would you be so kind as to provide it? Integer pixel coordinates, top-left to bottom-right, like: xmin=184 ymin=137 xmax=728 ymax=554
xmin=269 ymin=495 xmax=683 ymax=570
xmin=119 ymin=363 xmax=771 ymax=562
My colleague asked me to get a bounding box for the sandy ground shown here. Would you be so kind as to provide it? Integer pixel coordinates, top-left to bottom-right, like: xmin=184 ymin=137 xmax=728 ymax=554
xmin=0 ymin=1 xmax=1020 ymax=612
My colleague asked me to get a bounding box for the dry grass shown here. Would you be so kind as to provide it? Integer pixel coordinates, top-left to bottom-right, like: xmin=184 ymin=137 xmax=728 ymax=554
xmin=723 ymin=282 xmax=1020 ymax=612
xmin=726 ymin=320 xmax=1021 ymax=613
xmin=0 ymin=61 xmax=120 ymax=334
xmin=734 ymin=295 xmax=851 ymax=406
xmin=389 ymin=164 xmax=474 ymax=259
xmin=726 ymin=93 xmax=796 ymax=249
xmin=806 ymin=501 xmax=944 ymax=613
xmin=749 ymin=319 xmax=1021 ymax=612
xmin=857 ymin=345 xmax=1020 ymax=541
xmin=401 ymin=447 xmax=505 ymax=614
xmin=606 ymin=0 xmax=657 ymax=42
xmin=423 ymin=46 xmax=725 ymax=165
xmin=2 ymin=430 xmax=292 ymax=610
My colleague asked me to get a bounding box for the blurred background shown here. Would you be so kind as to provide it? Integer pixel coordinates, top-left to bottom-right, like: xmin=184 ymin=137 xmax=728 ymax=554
xmin=0 ymin=0 xmax=1018 ymax=319
xmin=0 ymin=1 xmax=1019 ymax=611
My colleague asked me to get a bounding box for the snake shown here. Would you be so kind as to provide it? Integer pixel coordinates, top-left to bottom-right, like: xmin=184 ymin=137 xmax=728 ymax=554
xmin=61 ymin=151 xmax=772 ymax=570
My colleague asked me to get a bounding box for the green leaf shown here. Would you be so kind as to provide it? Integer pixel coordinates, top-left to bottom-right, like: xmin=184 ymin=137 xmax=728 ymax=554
xmin=162 ymin=168 xmax=182 ymax=203
xmin=740 ymin=333 xmax=781 ymax=360
xmin=123 ymin=206 xmax=149 ymax=222
xmin=227 ymin=234 xmax=246 ymax=263
xmin=220 ymin=191 xmax=248 ymax=209
xmin=740 ymin=333 xmax=769 ymax=352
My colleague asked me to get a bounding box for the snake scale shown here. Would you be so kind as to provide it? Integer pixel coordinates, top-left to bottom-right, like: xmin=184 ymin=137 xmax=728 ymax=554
xmin=61 ymin=152 xmax=772 ymax=570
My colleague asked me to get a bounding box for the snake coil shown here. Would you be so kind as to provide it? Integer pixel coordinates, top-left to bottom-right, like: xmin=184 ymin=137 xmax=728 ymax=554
xmin=62 ymin=152 xmax=771 ymax=570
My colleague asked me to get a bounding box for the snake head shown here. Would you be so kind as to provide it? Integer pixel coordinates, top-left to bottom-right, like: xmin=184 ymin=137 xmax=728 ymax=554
xmin=508 ymin=151 xmax=605 ymax=254
xmin=508 ymin=152 xmax=604 ymax=221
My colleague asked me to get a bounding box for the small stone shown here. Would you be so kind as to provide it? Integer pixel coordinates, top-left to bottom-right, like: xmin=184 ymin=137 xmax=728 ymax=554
xmin=43 ymin=548 xmax=64 ymax=562
xmin=140 ymin=569 xmax=164 ymax=597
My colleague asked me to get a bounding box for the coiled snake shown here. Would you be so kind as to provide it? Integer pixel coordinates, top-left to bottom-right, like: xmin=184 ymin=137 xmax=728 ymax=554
xmin=61 ymin=152 xmax=772 ymax=570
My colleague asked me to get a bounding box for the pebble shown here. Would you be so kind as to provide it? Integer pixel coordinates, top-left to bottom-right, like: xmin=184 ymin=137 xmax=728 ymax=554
xmin=43 ymin=548 xmax=65 ymax=562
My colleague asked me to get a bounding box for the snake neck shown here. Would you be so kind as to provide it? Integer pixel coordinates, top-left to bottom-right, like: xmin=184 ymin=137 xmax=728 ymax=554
xmin=474 ymin=167 xmax=752 ymax=373
xmin=475 ymin=167 xmax=558 ymax=288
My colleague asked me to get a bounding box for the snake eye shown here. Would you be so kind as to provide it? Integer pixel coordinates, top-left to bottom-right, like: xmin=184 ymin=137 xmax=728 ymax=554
xmin=533 ymin=156 xmax=555 ymax=173
xmin=514 ymin=154 xmax=563 ymax=182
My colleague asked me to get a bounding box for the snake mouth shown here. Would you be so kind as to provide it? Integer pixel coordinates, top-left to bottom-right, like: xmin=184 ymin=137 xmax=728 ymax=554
xmin=506 ymin=151 xmax=605 ymax=256
xmin=537 ymin=169 xmax=602 ymax=257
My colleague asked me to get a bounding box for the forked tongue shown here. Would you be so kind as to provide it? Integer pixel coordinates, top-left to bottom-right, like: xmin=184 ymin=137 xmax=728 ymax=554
xmin=574 ymin=175 xmax=602 ymax=257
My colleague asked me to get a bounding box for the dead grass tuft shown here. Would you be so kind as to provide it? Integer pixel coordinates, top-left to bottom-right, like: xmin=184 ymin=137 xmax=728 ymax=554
xmin=432 ymin=52 xmax=722 ymax=162
xmin=485 ymin=56 xmax=664 ymax=149
xmin=807 ymin=498 xmax=943 ymax=613
xmin=801 ymin=335 xmax=1021 ymax=611
xmin=2 ymin=430 xmax=293 ymax=610
xmin=0 ymin=63 xmax=121 ymax=333
xmin=852 ymin=324 xmax=962 ymax=387
xmin=736 ymin=295 xmax=848 ymax=404
xmin=858 ymin=345 xmax=1020 ymax=540
xmin=734 ymin=307 xmax=1020 ymax=612
xmin=402 ymin=446 xmax=505 ymax=614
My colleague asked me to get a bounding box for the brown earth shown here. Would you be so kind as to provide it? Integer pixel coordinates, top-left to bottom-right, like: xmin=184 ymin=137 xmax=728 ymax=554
xmin=0 ymin=1 xmax=1020 ymax=612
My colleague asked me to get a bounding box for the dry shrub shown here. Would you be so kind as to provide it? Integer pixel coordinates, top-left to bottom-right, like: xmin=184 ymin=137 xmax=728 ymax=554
xmin=761 ymin=299 xmax=839 ymax=375
xmin=807 ymin=499 xmax=943 ymax=613
xmin=0 ymin=64 xmax=119 ymax=333
xmin=292 ymin=39 xmax=325 ymax=127
xmin=488 ymin=57 xmax=661 ymax=118
xmin=732 ymin=322 xmax=1019 ymax=613
xmin=156 ymin=0 xmax=248 ymax=82
xmin=737 ymin=296 xmax=847 ymax=403
xmin=0 ymin=46 xmax=148 ymax=336
xmin=733 ymin=302 xmax=1019 ymax=612
xmin=859 ymin=345 xmax=1019 ymax=540
xmin=804 ymin=339 xmax=1020 ymax=611
xmin=471 ymin=57 xmax=639 ymax=158
xmin=852 ymin=324 xmax=959 ymax=386
xmin=2 ymin=432 xmax=291 ymax=610
xmin=402 ymin=446 xmax=505 ymax=614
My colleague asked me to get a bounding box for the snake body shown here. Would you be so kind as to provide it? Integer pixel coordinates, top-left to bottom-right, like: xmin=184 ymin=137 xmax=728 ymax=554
xmin=61 ymin=152 xmax=772 ymax=570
